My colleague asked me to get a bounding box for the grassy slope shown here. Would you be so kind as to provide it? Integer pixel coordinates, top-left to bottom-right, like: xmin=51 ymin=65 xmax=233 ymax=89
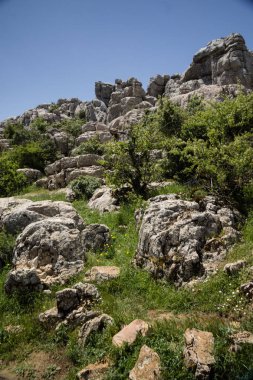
xmin=0 ymin=186 xmax=253 ymax=379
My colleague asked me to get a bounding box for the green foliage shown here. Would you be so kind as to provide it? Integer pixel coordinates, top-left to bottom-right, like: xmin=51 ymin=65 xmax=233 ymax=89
xmin=0 ymin=157 xmax=27 ymax=196
xmin=52 ymin=118 xmax=83 ymax=138
xmin=70 ymin=175 xmax=101 ymax=200
xmin=72 ymin=136 xmax=105 ymax=156
xmin=155 ymin=97 xmax=185 ymax=136
xmin=0 ymin=231 xmax=16 ymax=268
xmin=105 ymin=120 xmax=164 ymax=197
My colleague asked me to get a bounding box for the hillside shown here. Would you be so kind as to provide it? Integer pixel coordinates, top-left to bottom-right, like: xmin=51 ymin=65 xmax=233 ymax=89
xmin=0 ymin=33 xmax=253 ymax=380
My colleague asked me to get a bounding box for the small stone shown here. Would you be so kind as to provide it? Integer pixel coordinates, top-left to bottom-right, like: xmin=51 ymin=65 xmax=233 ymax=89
xmin=112 ymin=319 xmax=149 ymax=347
xmin=184 ymin=328 xmax=215 ymax=380
xmin=129 ymin=345 xmax=161 ymax=380
xmin=77 ymin=361 xmax=110 ymax=379
xmin=224 ymin=260 xmax=246 ymax=275
xmin=79 ymin=314 xmax=113 ymax=346
xmin=85 ymin=266 xmax=120 ymax=283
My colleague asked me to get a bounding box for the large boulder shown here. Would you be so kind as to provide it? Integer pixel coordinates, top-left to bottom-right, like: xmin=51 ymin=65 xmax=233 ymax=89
xmin=81 ymin=224 xmax=110 ymax=252
xmin=6 ymin=217 xmax=85 ymax=288
xmin=1 ymin=200 xmax=84 ymax=234
xmin=95 ymin=81 xmax=115 ymax=107
xmin=134 ymin=195 xmax=240 ymax=285
xmin=16 ymin=168 xmax=42 ymax=183
xmin=109 ymin=108 xmax=147 ymax=140
xmin=147 ymin=74 xmax=170 ymax=98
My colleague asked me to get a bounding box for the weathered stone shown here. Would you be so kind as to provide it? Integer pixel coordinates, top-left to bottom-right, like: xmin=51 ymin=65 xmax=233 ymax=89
xmin=240 ymin=280 xmax=253 ymax=299
xmin=184 ymin=328 xmax=215 ymax=380
xmin=95 ymin=81 xmax=115 ymax=107
xmin=112 ymin=319 xmax=149 ymax=347
xmin=82 ymin=224 xmax=110 ymax=253
xmin=134 ymin=195 xmax=240 ymax=285
xmin=109 ymin=109 xmax=146 ymax=140
xmin=224 ymin=260 xmax=246 ymax=275
xmin=1 ymin=200 xmax=84 ymax=234
xmin=16 ymin=168 xmax=42 ymax=183
xmin=88 ymin=186 xmax=119 ymax=213
xmin=230 ymin=331 xmax=253 ymax=346
xmin=78 ymin=314 xmax=113 ymax=346
xmin=85 ymin=266 xmax=120 ymax=283
xmin=77 ymin=361 xmax=110 ymax=380
xmin=38 ymin=307 xmax=63 ymax=328
xmin=52 ymin=131 xmax=69 ymax=155
xmin=4 ymin=268 xmax=43 ymax=294
xmin=129 ymin=345 xmax=161 ymax=380
xmin=65 ymin=167 xmax=104 ymax=183
xmin=147 ymin=74 xmax=170 ymax=98
xmin=7 ymin=217 xmax=85 ymax=288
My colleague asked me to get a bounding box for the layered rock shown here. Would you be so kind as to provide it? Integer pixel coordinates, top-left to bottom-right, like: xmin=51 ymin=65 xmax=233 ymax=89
xmin=112 ymin=319 xmax=149 ymax=347
xmin=76 ymin=121 xmax=113 ymax=145
xmin=37 ymin=154 xmax=104 ymax=190
xmin=134 ymin=195 xmax=240 ymax=285
xmin=129 ymin=345 xmax=161 ymax=380
xmin=88 ymin=186 xmax=119 ymax=212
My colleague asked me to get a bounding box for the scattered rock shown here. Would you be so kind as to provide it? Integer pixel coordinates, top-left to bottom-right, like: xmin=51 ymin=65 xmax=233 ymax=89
xmin=184 ymin=328 xmax=215 ymax=380
xmin=82 ymin=224 xmax=110 ymax=252
xmin=240 ymin=280 xmax=253 ymax=299
xmin=85 ymin=266 xmax=120 ymax=283
xmin=129 ymin=345 xmax=161 ymax=380
xmin=134 ymin=195 xmax=240 ymax=285
xmin=17 ymin=168 xmax=43 ymax=183
xmin=78 ymin=314 xmax=113 ymax=346
xmin=77 ymin=361 xmax=110 ymax=380
xmin=88 ymin=186 xmax=119 ymax=212
xmin=224 ymin=260 xmax=246 ymax=275
xmin=112 ymin=319 xmax=149 ymax=347
xmin=4 ymin=268 xmax=43 ymax=294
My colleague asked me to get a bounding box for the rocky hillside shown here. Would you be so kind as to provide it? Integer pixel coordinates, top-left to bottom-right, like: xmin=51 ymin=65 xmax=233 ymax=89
xmin=0 ymin=33 xmax=253 ymax=380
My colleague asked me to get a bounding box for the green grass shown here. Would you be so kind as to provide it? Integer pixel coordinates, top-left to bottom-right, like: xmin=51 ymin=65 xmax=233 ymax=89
xmin=1 ymin=186 xmax=253 ymax=379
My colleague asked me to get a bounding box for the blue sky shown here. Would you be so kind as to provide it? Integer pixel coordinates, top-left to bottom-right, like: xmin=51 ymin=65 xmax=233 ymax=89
xmin=0 ymin=0 xmax=253 ymax=120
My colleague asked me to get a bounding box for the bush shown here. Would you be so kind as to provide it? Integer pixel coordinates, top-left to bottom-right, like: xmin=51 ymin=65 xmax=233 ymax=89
xmin=72 ymin=136 xmax=105 ymax=156
xmin=70 ymin=176 xmax=101 ymax=200
xmin=0 ymin=157 xmax=27 ymax=197
xmin=0 ymin=231 xmax=16 ymax=268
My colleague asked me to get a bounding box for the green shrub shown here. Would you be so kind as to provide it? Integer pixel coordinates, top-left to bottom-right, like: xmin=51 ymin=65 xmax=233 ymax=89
xmin=0 ymin=157 xmax=27 ymax=196
xmin=72 ymin=136 xmax=105 ymax=156
xmin=70 ymin=176 xmax=101 ymax=200
xmin=0 ymin=231 xmax=16 ymax=268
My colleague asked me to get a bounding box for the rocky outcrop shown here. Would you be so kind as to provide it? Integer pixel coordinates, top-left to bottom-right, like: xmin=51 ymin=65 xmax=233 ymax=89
xmin=88 ymin=186 xmax=119 ymax=213
xmin=147 ymin=74 xmax=170 ymax=98
xmin=129 ymin=345 xmax=161 ymax=380
xmin=134 ymin=195 xmax=240 ymax=285
xmin=112 ymin=319 xmax=149 ymax=347
xmin=38 ymin=154 xmax=104 ymax=190
xmin=76 ymin=121 xmax=113 ymax=145
xmin=184 ymin=329 xmax=215 ymax=380
xmin=81 ymin=224 xmax=110 ymax=253
xmin=1 ymin=199 xmax=84 ymax=234
xmin=95 ymin=82 xmax=115 ymax=107
xmin=165 ymin=33 xmax=253 ymax=106
xmin=108 ymin=108 xmax=147 ymax=140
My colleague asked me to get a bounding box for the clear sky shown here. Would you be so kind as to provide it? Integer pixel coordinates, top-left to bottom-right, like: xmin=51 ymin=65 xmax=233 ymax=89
xmin=0 ymin=0 xmax=253 ymax=121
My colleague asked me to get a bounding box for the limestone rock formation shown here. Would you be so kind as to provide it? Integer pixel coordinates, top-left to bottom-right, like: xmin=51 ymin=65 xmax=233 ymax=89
xmin=134 ymin=195 xmax=240 ymax=285
xmin=78 ymin=314 xmax=113 ymax=346
xmin=147 ymin=74 xmax=170 ymax=98
xmin=6 ymin=217 xmax=85 ymax=288
xmin=1 ymin=199 xmax=84 ymax=234
xmin=88 ymin=186 xmax=119 ymax=213
xmin=76 ymin=121 xmax=113 ymax=145
xmin=16 ymin=168 xmax=42 ymax=183
xmin=184 ymin=328 xmax=215 ymax=380
xmin=81 ymin=224 xmax=110 ymax=252
xmin=95 ymin=81 xmax=115 ymax=107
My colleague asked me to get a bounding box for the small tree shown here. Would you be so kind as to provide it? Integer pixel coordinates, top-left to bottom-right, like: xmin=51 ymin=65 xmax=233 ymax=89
xmin=105 ymin=120 xmax=164 ymax=197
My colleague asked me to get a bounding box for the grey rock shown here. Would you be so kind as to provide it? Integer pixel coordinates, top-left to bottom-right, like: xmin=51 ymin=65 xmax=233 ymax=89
xmin=78 ymin=313 xmax=113 ymax=346
xmin=8 ymin=217 xmax=85 ymax=287
xmin=1 ymin=200 xmax=84 ymax=234
xmin=129 ymin=345 xmax=161 ymax=380
xmin=82 ymin=224 xmax=110 ymax=252
xmin=4 ymin=268 xmax=43 ymax=294
xmin=147 ymin=74 xmax=170 ymax=98
xmin=109 ymin=108 xmax=146 ymax=140
xmin=95 ymin=81 xmax=115 ymax=107
xmin=85 ymin=266 xmax=120 ymax=283
xmin=16 ymin=168 xmax=42 ymax=183
xmin=88 ymin=186 xmax=119 ymax=213
xmin=224 ymin=260 xmax=246 ymax=275
xmin=134 ymin=195 xmax=240 ymax=285
xmin=240 ymin=280 xmax=253 ymax=299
